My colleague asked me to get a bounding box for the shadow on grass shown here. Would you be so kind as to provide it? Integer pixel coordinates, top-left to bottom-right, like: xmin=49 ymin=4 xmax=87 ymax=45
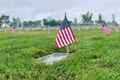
xmin=107 ymin=43 xmax=120 ymax=49
xmin=32 ymin=47 xmax=77 ymax=60
xmin=90 ymin=54 xmax=102 ymax=59
xmin=90 ymin=36 xmax=104 ymax=41
xmin=86 ymin=53 xmax=102 ymax=60
xmin=32 ymin=48 xmax=66 ymax=59
xmin=96 ymin=59 xmax=119 ymax=69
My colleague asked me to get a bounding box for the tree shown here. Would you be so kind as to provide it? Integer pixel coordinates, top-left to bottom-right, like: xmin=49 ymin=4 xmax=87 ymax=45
xmin=22 ymin=20 xmax=41 ymax=28
xmin=0 ymin=17 xmax=2 ymax=28
xmin=112 ymin=14 xmax=118 ymax=26
xmin=73 ymin=18 xmax=78 ymax=25
xmin=0 ymin=15 xmax=9 ymax=24
xmin=43 ymin=19 xmax=49 ymax=26
xmin=81 ymin=12 xmax=93 ymax=25
xmin=11 ymin=18 xmax=21 ymax=27
xmin=95 ymin=13 xmax=106 ymax=25
xmin=1 ymin=15 xmax=10 ymax=24
xmin=34 ymin=20 xmax=41 ymax=27
xmin=98 ymin=14 xmax=102 ymax=22
xmin=0 ymin=15 xmax=10 ymax=28
xmin=43 ymin=18 xmax=60 ymax=26
xmin=48 ymin=19 xmax=60 ymax=26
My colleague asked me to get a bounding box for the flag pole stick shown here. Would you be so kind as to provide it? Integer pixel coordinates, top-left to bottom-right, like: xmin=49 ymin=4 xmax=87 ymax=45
xmin=66 ymin=46 xmax=70 ymax=53
xmin=48 ymin=25 xmax=50 ymax=35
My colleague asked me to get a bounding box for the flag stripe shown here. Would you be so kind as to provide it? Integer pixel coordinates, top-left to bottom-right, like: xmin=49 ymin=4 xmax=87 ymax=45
xmin=69 ymin=27 xmax=75 ymax=40
xmin=67 ymin=27 xmax=75 ymax=42
xmin=56 ymin=35 xmax=61 ymax=48
xmin=57 ymin=32 xmax=64 ymax=47
xmin=62 ymin=29 xmax=70 ymax=44
xmin=64 ymin=27 xmax=73 ymax=44
xmin=64 ymin=28 xmax=72 ymax=44
xmin=61 ymin=31 xmax=68 ymax=46
xmin=59 ymin=31 xmax=67 ymax=46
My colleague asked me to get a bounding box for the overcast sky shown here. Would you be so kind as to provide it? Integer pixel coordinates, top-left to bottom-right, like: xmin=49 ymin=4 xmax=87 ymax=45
xmin=0 ymin=0 xmax=120 ymax=22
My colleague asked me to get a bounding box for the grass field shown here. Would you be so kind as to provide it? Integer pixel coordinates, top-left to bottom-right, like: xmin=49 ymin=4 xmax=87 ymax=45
xmin=0 ymin=28 xmax=120 ymax=80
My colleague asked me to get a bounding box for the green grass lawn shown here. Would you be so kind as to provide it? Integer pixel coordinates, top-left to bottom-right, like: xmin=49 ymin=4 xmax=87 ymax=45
xmin=0 ymin=28 xmax=120 ymax=80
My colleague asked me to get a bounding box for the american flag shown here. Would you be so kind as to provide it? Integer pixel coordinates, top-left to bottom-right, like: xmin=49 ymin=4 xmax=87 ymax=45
xmin=55 ymin=14 xmax=75 ymax=48
xmin=101 ymin=25 xmax=112 ymax=35
xmin=10 ymin=27 xmax=16 ymax=32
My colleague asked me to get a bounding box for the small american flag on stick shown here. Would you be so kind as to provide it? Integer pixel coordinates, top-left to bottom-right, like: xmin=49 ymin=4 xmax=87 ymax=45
xmin=10 ymin=27 xmax=16 ymax=32
xmin=55 ymin=13 xmax=76 ymax=48
xmin=101 ymin=25 xmax=112 ymax=36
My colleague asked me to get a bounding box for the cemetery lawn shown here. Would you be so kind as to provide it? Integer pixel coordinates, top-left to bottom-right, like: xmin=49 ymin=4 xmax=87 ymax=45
xmin=0 ymin=28 xmax=120 ymax=80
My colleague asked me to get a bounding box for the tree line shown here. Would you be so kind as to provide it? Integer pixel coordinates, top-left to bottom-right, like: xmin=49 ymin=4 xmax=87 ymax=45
xmin=0 ymin=12 xmax=118 ymax=28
